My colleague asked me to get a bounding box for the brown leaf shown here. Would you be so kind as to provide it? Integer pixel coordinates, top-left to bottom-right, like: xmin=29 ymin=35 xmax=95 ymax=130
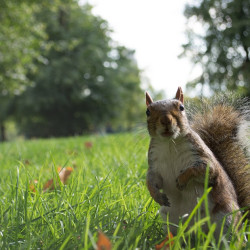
xmin=43 ymin=166 xmax=73 ymax=191
xmin=24 ymin=159 xmax=31 ymax=165
xmin=155 ymin=232 xmax=174 ymax=250
xmin=43 ymin=178 xmax=55 ymax=191
xmin=96 ymin=231 xmax=112 ymax=250
xmin=29 ymin=179 xmax=38 ymax=193
xmin=58 ymin=167 xmax=73 ymax=184
xmin=84 ymin=141 xmax=93 ymax=148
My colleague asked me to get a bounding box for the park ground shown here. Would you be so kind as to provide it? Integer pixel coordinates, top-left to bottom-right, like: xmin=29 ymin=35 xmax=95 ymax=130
xmin=0 ymin=133 xmax=249 ymax=249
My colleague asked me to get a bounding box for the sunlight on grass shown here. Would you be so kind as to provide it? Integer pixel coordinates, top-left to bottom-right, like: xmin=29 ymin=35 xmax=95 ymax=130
xmin=0 ymin=133 xmax=249 ymax=249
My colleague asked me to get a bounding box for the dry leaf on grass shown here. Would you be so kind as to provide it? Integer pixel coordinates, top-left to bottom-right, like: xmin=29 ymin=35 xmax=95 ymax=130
xmin=24 ymin=159 xmax=31 ymax=165
xmin=29 ymin=179 xmax=38 ymax=193
xmin=43 ymin=166 xmax=74 ymax=191
xmin=155 ymin=232 xmax=174 ymax=250
xmin=43 ymin=178 xmax=54 ymax=191
xmin=96 ymin=231 xmax=112 ymax=250
xmin=30 ymin=167 xmax=74 ymax=193
xmin=84 ymin=141 xmax=93 ymax=148
xmin=58 ymin=167 xmax=74 ymax=184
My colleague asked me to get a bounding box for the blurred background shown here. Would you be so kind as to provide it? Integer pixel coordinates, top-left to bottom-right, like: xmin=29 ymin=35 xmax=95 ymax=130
xmin=0 ymin=0 xmax=249 ymax=141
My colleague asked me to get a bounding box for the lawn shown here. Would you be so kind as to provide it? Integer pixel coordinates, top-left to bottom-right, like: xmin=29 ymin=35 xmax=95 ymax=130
xmin=0 ymin=133 xmax=249 ymax=249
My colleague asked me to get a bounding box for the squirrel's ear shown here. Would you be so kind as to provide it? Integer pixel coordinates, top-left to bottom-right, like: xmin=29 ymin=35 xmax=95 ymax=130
xmin=146 ymin=92 xmax=153 ymax=106
xmin=175 ymin=87 xmax=184 ymax=104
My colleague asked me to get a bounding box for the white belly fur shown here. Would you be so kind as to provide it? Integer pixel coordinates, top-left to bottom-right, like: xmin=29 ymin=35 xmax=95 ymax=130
xmin=149 ymin=136 xmax=206 ymax=232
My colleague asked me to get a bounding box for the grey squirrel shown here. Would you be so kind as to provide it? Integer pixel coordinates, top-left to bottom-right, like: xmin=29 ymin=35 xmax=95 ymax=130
xmin=145 ymin=87 xmax=250 ymax=238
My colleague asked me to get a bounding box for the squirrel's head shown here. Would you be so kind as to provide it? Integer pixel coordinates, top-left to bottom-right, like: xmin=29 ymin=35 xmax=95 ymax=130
xmin=146 ymin=87 xmax=189 ymax=139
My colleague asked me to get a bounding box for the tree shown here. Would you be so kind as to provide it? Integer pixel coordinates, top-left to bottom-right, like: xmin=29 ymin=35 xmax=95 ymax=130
xmin=181 ymin=0 xmax=250 ymax=95
xmin=0 ymin=0 xmax=46 ymax=94
xmin=16 ymin=1 xmax=144 ymax=137
xmin=0 ymin=0 xmax=46 ymax=141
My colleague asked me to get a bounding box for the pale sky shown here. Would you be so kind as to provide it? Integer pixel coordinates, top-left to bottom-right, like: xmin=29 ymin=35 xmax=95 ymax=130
xmin=80 ymin=0 xmax=200 ymax=98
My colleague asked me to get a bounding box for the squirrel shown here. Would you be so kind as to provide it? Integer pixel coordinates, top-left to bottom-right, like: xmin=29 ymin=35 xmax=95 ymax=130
xmin=145 ymin=87 xmax=250 ymax=238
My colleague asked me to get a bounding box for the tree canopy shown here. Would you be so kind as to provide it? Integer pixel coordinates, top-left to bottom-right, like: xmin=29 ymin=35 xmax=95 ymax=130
xmin=0 ymin=0 xmax=45 ymax=94
xmin=0 ymin=0 xmax=146 ymax=139
xmin=182 ymin=0 xmax=250 ymax=95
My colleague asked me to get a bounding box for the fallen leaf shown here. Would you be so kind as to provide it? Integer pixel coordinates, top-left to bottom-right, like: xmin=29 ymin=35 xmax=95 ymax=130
xmin=96 ymin=231 xmax=112 ymax=250
xmin=43 ymin=178 xmax=54 ymax=191
xmin=58 ymin=167 xmax=74 ymax=184
xmin=43 ymin=166 xmax=74 ymax=191
xmin=29 ymin=179 xmax=38 ymax=193
xmin=155 ymin=232 xmax=174 ymax=250
xmin=85 ymin=141 xmax=93 ymax=148
xmin=24 ymin=159 xmax=31 ymax=165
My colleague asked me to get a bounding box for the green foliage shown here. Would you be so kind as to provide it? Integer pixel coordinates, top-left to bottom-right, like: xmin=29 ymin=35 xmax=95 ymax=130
xmin=0 ymin=0 xmax=145 ymax=138
xmin=0 ymin=0 xmax=48 ymax=140
xmin=0 ymin=0 xmax=45 ymax=94
xmin=0 ymin=133 xmax=249 ymax=249
xmin=182 ymin=0 xmax=250 ymax=95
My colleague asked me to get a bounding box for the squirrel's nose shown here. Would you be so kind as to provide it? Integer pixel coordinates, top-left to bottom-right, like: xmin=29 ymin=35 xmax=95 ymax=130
xmin=160 ymin=115 xmax=172 ymax=126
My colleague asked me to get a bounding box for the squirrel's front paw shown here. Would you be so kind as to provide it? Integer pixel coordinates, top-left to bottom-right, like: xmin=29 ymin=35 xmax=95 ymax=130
xmin=160 ymin=193 xmax=170 ymax=207
xmin=176 ymin=171 xmax=188 ymax=191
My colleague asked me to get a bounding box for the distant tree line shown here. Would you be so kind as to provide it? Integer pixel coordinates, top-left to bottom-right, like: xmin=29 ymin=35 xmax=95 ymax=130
xmin=0 ymin=0 xmax=149 ymax=140
xmin=2 ymin=0 xmax=248 ymax=140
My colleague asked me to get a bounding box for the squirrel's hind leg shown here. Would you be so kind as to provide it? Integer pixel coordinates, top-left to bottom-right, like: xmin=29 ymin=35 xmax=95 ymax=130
xmin=159 ymin=206 xmax=178 ymax=235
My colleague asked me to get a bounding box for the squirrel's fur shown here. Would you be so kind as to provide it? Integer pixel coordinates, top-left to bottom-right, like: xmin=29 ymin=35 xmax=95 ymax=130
xmin=187 ymin=95 xmax=250 ymax=219
xmin=145 ymin=88 xmax=249 ymax=238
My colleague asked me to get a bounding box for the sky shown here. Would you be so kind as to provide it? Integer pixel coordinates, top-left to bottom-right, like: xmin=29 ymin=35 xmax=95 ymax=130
xmin=80 ymin=0 xmax=200 ymax=98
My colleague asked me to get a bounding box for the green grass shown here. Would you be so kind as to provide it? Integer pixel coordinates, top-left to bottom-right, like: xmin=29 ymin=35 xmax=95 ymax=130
xmin=0 ymin=133 xmax=249 ymax=249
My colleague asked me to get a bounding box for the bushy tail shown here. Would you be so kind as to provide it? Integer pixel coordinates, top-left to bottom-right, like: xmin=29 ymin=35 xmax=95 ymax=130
xmin=187 ymin=94 xmax=250 ymax=219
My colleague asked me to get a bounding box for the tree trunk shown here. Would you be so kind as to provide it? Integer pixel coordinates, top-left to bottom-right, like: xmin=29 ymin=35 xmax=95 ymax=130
xmin=0 ymin=123 xmax=6 ymax=142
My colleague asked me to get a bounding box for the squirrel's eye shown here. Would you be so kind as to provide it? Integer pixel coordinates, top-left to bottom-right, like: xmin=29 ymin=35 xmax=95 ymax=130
xmin=146 ymin=108 xmax=150 ymax=116
xmin=179 ymin=104 xmax=184 ymax=111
